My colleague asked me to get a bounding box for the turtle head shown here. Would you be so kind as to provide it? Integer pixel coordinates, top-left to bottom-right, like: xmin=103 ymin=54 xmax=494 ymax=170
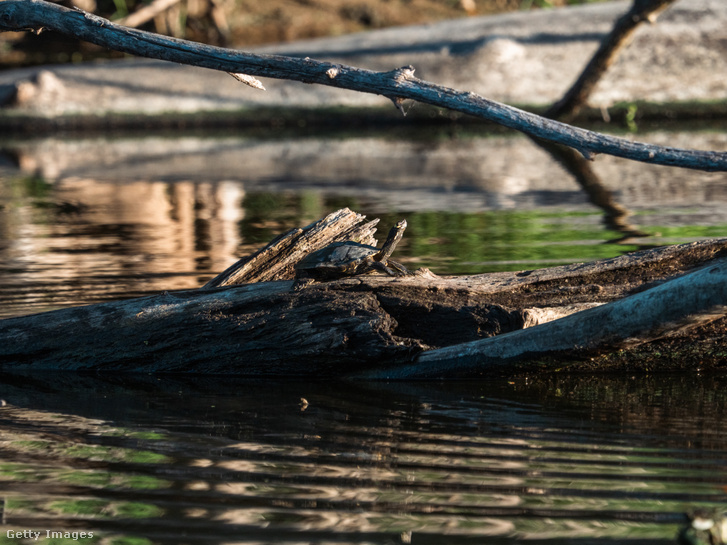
xmin=375 ymin=219 xmax=407 ymax=262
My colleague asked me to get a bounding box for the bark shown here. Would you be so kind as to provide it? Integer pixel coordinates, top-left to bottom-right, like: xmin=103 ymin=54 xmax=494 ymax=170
xmin=1 ymin=0 xmax=726 ymax=171
xmin=362 ymin=258 xmax=727 ymax=379
xmin=0 ymin=209 xmax=726 ymax=376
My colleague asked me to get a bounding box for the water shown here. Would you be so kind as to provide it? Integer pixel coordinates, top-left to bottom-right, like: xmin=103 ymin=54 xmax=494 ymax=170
xmin=1 ymin=124 xmax=727 ymax=319
xmin=1 ymin=126 xmax=727 ymax=543
xmin=1 ymin=373 xmax=726 ymax=544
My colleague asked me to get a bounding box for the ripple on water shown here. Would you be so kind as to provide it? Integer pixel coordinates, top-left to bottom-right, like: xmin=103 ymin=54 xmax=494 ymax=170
xmin=0 ymin=375 xmax=725 ymax=543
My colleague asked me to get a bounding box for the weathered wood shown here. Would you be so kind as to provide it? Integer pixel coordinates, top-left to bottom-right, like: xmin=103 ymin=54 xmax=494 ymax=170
xmin=0 ymin=209 xmax=726 ymax=376
xmin=1 ymin=0 xmax=726 ymax=171
xmin=0 ymin=281 xmax=416 ymax=374
xmin=203 ymin=207 xmax=380 ymax=287
xmin=359 ymin=258 xmax=727 ymax=379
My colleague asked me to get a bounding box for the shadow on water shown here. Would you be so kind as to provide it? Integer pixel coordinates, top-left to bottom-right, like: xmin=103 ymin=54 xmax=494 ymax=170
xmin=1 ymin=373 xmax=726 ymax=544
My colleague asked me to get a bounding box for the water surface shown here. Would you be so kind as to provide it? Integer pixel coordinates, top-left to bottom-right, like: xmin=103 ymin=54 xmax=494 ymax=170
xmin=1 ymin=125 xmax=726 ymax=319
xmin=1 ymin=127 xmax=727 ymax=543
xmin=1 ymin=373 xmax=726 ymax=544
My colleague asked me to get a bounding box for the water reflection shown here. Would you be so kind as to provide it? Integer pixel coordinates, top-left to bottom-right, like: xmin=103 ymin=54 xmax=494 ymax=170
xmin=0 ymin=174 xmax=247 ymax=317
xmin=1 ymin=374 xmax=726 ymax=543
xmin=1 ymin=127 xmax=727 ymax=318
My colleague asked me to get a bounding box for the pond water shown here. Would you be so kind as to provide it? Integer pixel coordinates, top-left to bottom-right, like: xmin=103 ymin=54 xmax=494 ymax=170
xmin=1 ymin=373 xmax=726 ymax=544
xmin=1 ymin=124 xmax=727 ymax=544
xmin=1 ymin=123 xmax=727 ymax=319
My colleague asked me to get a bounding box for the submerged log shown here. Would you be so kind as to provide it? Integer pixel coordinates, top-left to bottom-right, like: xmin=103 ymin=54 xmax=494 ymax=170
xmin=1 ymin=208 xmax=726 ymax=376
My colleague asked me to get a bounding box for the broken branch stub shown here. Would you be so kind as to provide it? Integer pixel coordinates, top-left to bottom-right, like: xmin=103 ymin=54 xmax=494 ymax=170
xmin=202 ymin=207 xmax=380 ymax=287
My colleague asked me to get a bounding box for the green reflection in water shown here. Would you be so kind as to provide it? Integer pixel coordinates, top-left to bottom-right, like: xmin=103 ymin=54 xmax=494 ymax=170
xmin=403 ymin=210 xmax=639 ymax=273
xmin=49 ymin=499 xmax=113 ymax=516
xmin=236 ymin=194 xmax=649 ymax=274
xmin=9 ymin=175 xmax=53 ymax=201
xmin=12 ymin=440 xmax=170 ymax=464
xmin=9 ymin=496 xmax=161 ymax=519
xmin=236 ymin=191 xmax=727 ymax=274
xmin=654 ymin=224 xmax=727 ymax=238
xmin=0 ymin=462 xmax=48 ymax=482
xmin=58 ymin=470 xmax=171 ymax=490
xmin=236 ymin=192 xmax=727 ymax=275
xmin=99 ymin=429 xmax=168 ymax=440
xmin=1 ymin=462 xmax=170 ymax=490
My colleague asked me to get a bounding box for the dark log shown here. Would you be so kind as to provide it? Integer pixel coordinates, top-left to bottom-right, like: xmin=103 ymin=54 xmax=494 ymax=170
xmin=0 ymin=209 xmax=726 ymax=376
xmin=361 ymin=257 xmax=727 ymax=379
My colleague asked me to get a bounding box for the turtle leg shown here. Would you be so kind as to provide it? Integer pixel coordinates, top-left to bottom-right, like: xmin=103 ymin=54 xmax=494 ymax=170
xmin=292 ymin=274 xmax=317 ymax=291
xmin=371 ymin=260 xmax=409 ymax=277
xmin=386 ymin=260 xmax=411 ymax=276
xmin=370 ymin=261 xmax=398 ymax=276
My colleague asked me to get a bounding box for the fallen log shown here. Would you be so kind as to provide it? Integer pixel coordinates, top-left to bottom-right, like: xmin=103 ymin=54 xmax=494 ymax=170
xmin=1 ymin=208 xmax=726 ymax=376
xmin=361 ymin=258 xmax=727 ymax=379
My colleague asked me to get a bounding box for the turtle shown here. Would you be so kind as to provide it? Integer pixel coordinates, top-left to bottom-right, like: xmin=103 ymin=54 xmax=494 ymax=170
xmin=295 ymin=219 xmax=410 ymax=281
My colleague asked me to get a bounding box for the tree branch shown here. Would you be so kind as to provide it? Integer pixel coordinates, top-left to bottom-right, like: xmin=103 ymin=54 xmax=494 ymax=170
xmin=1 ymin=0 xmax=726 ymax=171
xmin=546 ymin=0 xmax=678 ymax=121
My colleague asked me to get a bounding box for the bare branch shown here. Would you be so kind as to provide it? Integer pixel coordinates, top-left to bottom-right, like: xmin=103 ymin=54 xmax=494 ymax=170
xmin=547 ymin=0 xmax=678 ymax=121
xmin=1 ymin=0 xmax=726 ymax=171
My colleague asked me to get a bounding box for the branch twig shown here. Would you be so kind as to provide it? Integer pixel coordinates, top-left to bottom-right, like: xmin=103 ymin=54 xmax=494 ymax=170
xmin=1 ymin=0 xmax=725 ymax=171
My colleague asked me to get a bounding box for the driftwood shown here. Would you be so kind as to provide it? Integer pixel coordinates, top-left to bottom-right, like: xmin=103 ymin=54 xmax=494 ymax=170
xmin=1 ymin=0 xmax=726 ymax=171
xmin=1 ymin=208 xmax=726 ymax=377
xmin=203 ymin=208 xmax=381 ymax=288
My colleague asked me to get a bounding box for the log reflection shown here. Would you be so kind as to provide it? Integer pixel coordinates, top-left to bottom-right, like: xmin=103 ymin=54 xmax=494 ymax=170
xmin=0 ymin=174 xmax=244 ymax=316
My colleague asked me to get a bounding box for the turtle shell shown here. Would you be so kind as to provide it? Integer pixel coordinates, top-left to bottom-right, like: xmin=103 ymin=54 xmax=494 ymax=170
xmin=296 ymin=241 xmax=377 ymax=277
